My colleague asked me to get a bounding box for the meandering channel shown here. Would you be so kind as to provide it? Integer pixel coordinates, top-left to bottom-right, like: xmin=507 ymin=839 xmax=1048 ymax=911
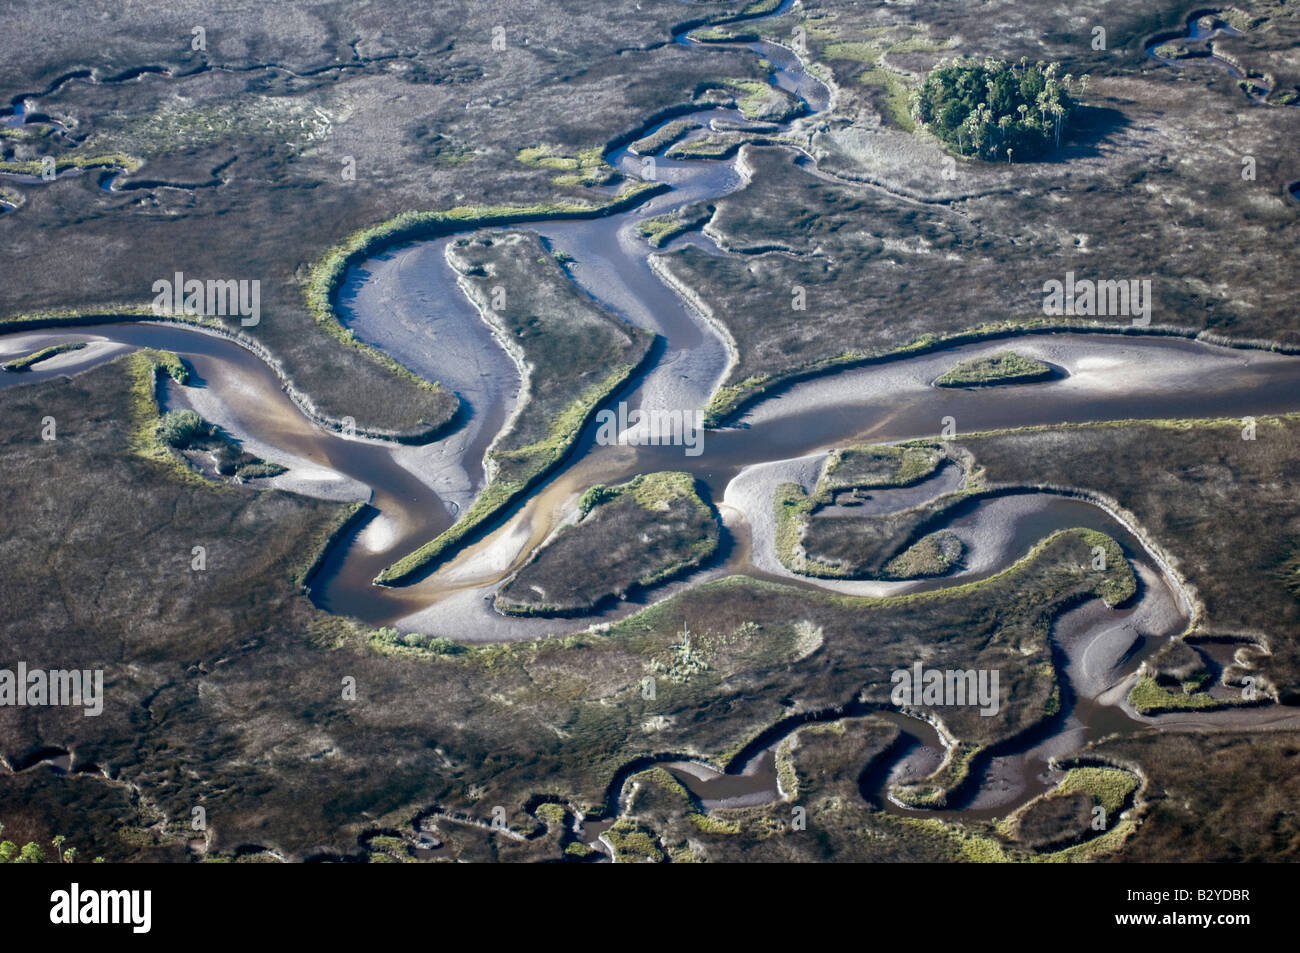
xmin=5 ymin=0 xmax=1300 ymax=834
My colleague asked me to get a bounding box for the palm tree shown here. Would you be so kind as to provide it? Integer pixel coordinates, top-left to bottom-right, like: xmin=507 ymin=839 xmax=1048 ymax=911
xmin=1050 ymin=101 xmax=1066 ymax=147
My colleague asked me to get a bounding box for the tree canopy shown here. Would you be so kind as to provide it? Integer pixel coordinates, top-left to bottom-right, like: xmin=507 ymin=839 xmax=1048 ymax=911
xmin=913 ymin=58 xmax=1081 ymax=161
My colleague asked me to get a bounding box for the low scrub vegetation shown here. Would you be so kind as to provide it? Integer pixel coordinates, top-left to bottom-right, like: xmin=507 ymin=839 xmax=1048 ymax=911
xmin=156 ymin=408 xmax=287 ymax=482
xmin=628 ymin=120 xmax=701 ymax=156
xmin=1 ymin=341 xmax=85 ymax=371
xmin=934 ymin=351 xmax=1052 ymax=387
xmin=821 ymin=443 xmax=945 ymax=491
xmin=637 ymin=206 xmax=714 ymax=247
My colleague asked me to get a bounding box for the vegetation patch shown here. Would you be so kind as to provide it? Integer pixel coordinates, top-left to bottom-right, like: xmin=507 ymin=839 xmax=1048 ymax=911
xmin=637 ymin=205 xmax=714 ymax=247
xmin=913 ymin=58 xmax=1078 ymax=160
xmin=628 ymin=120 xmax=702 ymax=156
xmin=780 ymin=446 xmax=1137 ymax=601
xmin=496 ymin=471 xmax=719 ymax=616
xmin=934 ymin=351 xmax=1052 ymax=387
xmin=689 ymin=27 xmax=759 ymax=43
xmin=687 ymin=811 xmax=741 ymax=835
xmin=773 ymin=481 xmax=832 ymax=575
xmin=126 ymin=350 xmax=218 ymax=487
xmin=1128 ymin=675 xmax=1239 ymax=715
xmin=881 ymin=530 xmax=963 ymax=579
xmin=0 ymin=820 xmax=101 ymax=865
xmin=149 ymin=349 xmax=190 ymax=385
xmin=0 ymin=152 xmax=141 ymax=177
xmin=697 ymin=80 xmax=805 ymax=123
xmin=775 ymin=445 xmax=952 ymax=579
xmin=156 ymin=409 xmax=288 ymax=483
xmin=122 ymin=348 xmax=282 ymax=486
xmin=821 ymin=443 xmax=945 ymax=491
xmin=856 ymin=68 xmax=916 ymax=131
xmin=1 ymin=341 xmax=86 ymax=371
xmin=780 ymin=485 xmax=963 ymax=580
xmin=1004 ymin=764 xmax=1138 ymax=851
xmin=1054 ymin=766 xmax=1138 ymax=816
xmin=517 ymin=145 xmax=620 ymax=189
xmin=1277 ymin=544 xmax=1300 ymax=599
xmin=605 ymin=818 xmax=665 ymax=863
xmin=363 ymin=834 xmax=414 ymax=863
xmin=664 ymin=131 xmax=790 ymax=160
xmin=0 ymin=124 xmax=56 ymax=140
xmin=1146 ymin=638 xmax=1212 ymax=692
xmin=368 ymin=627 xmax=463 ymax=658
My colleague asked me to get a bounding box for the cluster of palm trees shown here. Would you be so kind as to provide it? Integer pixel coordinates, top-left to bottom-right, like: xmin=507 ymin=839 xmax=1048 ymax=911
xmin=0 ymin=823 xmax=99 ymax=863
xmin=913 ymin=57 xmax=1087 ymax=161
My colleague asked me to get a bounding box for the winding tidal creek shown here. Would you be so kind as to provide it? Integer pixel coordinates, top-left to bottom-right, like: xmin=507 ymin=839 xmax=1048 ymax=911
xmin=5 ymin=0 xmax=1300 ymax=825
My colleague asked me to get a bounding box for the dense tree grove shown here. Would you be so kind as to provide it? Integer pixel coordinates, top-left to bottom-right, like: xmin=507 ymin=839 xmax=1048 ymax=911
xmin=912 ymin=58 xmax=1082 ymax=161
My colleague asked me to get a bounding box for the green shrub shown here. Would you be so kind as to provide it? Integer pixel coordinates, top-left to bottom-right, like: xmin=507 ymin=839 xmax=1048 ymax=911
xmin=15 ymin=842 xmax=46 ymax=863
xmin=151 ymin=350 xmax=190 ymax=384
xmin=578 ymin=483 xmax=618 ymax=517
xmin=234 ymin=461 xmax=288 ymax=480
xmin=606 ymin=820 xmax=664 ymax=863
xmin=156 ymin=409 xmax=208 ymax=448
xmin=688 ymin=812 xmax=741 ymax=835
xmin=413 ymin=635 xmax=460 ymax=655
xmin=369 ymin=627 xmax=462 ymax=656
